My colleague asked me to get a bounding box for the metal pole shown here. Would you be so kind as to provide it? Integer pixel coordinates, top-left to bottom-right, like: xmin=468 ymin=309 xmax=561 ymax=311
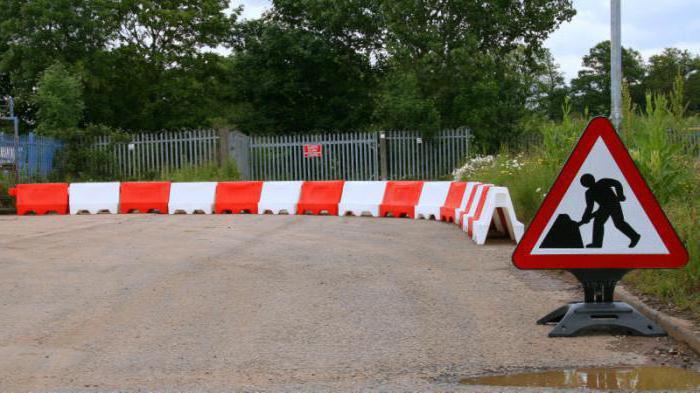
xmin=13 ymin=117 xmax=19 ymax=183
xmin=610 ymin=0 xmax=622 ymax=131
xmin=379 ymin=132 xmax=388 ymax=180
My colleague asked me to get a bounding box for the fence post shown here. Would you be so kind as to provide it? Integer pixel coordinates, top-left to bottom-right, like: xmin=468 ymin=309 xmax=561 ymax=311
xmin=379 ymin=131 xmax=388 ymax=180
xmin=229 ymin=130 xmax=251 ymax=180
xmin=217 ymin=127 xmax=230 ymax=167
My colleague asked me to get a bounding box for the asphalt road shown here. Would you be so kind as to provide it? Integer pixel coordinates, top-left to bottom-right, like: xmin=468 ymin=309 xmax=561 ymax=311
xmin=0 ymin=215 xmax=693 ymax=392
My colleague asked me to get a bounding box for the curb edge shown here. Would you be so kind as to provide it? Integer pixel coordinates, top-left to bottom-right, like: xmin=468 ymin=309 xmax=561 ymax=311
xmin=618 ymin=286 xmax=700 ymax=355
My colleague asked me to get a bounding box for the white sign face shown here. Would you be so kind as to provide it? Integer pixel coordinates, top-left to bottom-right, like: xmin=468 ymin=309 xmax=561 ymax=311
xmin=532 ymin=138 xmax=668 ymax=255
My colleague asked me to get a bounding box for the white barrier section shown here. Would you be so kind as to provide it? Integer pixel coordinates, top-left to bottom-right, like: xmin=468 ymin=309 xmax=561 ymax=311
xmin=460 ymin=184 xmax=491 ymax=232
xmin=69 ymin=182 xmax=120 ymax=214
xmin=414 ymin=181 xmax=451 ymax=220
xmin=168 ymin=182 xmax=217 ymax=214
xmin=258 ymin=181 xmax=303 ymax=214
xmin=470 ymin=186 xmax=525 ymax=245
xmin=455 ymin=182 xmax=480 ymax=225
xmin=338 ymin=181 xmax=387 ymax=217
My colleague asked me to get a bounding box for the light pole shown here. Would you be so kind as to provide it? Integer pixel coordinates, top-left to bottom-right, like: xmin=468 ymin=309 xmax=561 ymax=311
xmin=610 ymin=0 xmax=622 ymax=131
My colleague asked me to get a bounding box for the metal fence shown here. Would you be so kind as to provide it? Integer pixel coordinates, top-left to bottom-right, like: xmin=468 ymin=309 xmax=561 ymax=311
xmin=248 ymin=132 xmax=379 ymax=180
xmin=92 ymin=130 xmax=220 ymax=179
xmin=669 ymin=129 xmax=699 ymax=158
xmin=242 ymin=128 xmax=471 ymax=181
xmin=385 ymin=128 xmax=470 ymax=180
xmin=506 ymin=129 xmax=699 ymax=158
xmin=0 ymin=132 xmax=63 ymax=182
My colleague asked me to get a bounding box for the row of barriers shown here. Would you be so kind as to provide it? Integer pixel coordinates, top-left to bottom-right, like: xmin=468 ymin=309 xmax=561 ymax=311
xmin=8 ymin=181 xmax=524 ymax=245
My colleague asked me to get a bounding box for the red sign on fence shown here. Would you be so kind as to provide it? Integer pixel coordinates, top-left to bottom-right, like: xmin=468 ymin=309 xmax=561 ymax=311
xmin=303 ymin=144 xmax=323 ymax=158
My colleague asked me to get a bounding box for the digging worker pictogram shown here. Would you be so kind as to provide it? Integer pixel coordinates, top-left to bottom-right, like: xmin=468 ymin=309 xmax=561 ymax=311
xmin=579 ymin=173 xmax=641 ymax=248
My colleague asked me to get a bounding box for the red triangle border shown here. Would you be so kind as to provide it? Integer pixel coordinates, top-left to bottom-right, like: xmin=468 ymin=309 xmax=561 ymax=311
xmin=512 ymin=117 xmax=689 ymax=269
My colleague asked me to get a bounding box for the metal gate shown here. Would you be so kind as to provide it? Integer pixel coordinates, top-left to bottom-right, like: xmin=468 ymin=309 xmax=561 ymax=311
xmin=237 ymin=128 xmax=470 ymax=181
xmin=385 ymin=128 xmax=470 ymax=180
xmin=248 ymin=132 xmax=379 ymax=181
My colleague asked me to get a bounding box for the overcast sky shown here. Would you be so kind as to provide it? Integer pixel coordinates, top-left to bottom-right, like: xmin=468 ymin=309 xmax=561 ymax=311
xmin=229 ymin=0 xmax=700 ymax=81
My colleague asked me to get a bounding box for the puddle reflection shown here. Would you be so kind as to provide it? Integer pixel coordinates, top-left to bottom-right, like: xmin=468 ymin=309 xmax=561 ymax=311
xmin=460 ymin=366 xmax=700 ymax=391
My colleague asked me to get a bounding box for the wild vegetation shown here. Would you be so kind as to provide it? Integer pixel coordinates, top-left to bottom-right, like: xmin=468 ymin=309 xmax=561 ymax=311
xmin=456 ymin=80 xmax=699 ymax=318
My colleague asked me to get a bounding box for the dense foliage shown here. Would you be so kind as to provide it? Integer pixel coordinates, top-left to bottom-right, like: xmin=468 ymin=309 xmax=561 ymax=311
xmin=1 ymin=0 xmax=577 ymax=150
xmin=1 ymin=1 xmax=698 ymax=151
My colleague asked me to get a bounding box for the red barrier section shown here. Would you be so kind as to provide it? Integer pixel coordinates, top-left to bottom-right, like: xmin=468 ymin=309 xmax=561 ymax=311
xmin=467 ymin=186 xmax=492 ymax=236
xmin=10 ymin=183 xmax=69 ymax=215
xmin=297 ymin=181 xmax=345 ymax=215
xmin=214 ymin=181 xmax=264 ymax=214
xmin=439 ymin=182 xmax=467 ymax=222
xmin=379 ymin=181 xmax=424 ymax=218
xmin=119 ymin=182 xmax=171 ymax=214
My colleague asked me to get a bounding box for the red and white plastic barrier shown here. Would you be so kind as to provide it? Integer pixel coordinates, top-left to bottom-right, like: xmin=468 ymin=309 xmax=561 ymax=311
xmin=214 ymin=181 xmax=263 ymax=214
xmin=168 ymin=182 xmax=217 ymax=214
xmin=120 ymin=182 xmax=171 ymax=214
xmin=9 ymin=183 xmax=69 ymax=215
xmin=467 ymin=187 xmax=524 ymax=245
xmin=297 ymin=181 xmax=345 ymax=215
xmin=414 ymin=181 xmax=451 ymax=220
xmin=338 ymin=181 xmax=387 ymax=217
xmin=464 ymin=184 xmax=492 ymax=234
xmin=459 ymin=183 xmax=490 ymax=230
xmin=69 ymin=182 xmax=120 ymax=214
xmin=380 ymin=181 xmax=424 ymax=218
xmin=439 ymin=182 xmax=467 ymax=223
xmin=9 ymin=180 xmax=524 ymax=245
xmin=455 ymin=182 xmax=481 ymax=226
xmin=258 ymin=181 xmax=303 ymax=215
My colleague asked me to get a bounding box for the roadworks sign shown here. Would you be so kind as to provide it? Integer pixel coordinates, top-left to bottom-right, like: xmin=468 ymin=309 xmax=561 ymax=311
xmin=513 ymin=117 xmax=688 ymax=270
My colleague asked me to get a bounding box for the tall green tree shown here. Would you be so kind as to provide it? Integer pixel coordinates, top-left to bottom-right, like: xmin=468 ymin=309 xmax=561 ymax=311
xmin=272 ymin=0 xmax=575 ymax=148
xmin=0 ymin=0 xmax=237 ymax=131
xmin=34 ymin=62 xmax=84 ymax=138
xmin=570 ymin=41 xmax=646 ymax=116
xmin=0 ymin=0 xmax=113 ymax=121
xmin=226 ymin=19 xmax=377 ymax=134
xmin=526 ymin=49 xmax=569 ymax=120
xmin=113 ymin=0 xmax=236 ymax=66
xmin=86 ymin=0 xmax=237 ymax=130
xmin=644 ymin=48 xmax=700 ymax=113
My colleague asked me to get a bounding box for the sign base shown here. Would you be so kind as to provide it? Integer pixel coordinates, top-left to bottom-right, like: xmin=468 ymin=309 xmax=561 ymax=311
xmin=538 ymin=269 xmax=666 ymax=337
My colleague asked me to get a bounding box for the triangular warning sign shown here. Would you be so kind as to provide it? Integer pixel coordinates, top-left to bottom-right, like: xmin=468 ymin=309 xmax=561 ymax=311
xmin=513 ymin=117 xmax=688 ymax=270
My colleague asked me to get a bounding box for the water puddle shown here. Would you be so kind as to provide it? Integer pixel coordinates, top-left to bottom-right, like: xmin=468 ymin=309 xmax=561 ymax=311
xmin=460 ymin=366 xmax=700 ymax=391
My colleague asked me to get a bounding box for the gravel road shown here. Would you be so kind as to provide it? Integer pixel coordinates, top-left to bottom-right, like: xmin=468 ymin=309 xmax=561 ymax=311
xmin=0 ymin=215 xmax=693 ymax=392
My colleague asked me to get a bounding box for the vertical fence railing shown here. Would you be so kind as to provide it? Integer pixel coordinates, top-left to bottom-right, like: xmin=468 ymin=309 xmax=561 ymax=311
xmin=92 ymin=130 xmax=220 ymax=179
xmin=0 ymin=132 xmax=63 ymax=182
xmin=247 ymin=129 xmax=470 ymax=181
xmin=669 ymin=129 xmax=699 ymax=158
xmin=385 ymin=128 xmax=470 ymax=180
xmin=249 ymin=132 xmax=380 ymax=181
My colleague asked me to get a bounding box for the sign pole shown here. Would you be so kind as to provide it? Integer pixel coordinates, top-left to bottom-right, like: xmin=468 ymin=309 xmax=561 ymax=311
xmin=610 ymin=0 xmax=623 ymax=131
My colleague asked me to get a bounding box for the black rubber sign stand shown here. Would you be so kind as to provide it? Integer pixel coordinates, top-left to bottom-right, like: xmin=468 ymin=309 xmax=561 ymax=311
xmin=512 ymin=117 xmax=689 ymax=338
xmin=537 ymin=269 xmax=665 ymax=337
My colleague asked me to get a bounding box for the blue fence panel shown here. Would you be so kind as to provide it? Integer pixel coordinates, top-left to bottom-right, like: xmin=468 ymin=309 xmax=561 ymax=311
xmin=0 ymin=132 xmax=63 ymax=182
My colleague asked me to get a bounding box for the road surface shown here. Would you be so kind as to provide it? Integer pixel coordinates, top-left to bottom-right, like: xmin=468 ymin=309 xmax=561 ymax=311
xmin=0 ymin=215 xmax=694 ymax=391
